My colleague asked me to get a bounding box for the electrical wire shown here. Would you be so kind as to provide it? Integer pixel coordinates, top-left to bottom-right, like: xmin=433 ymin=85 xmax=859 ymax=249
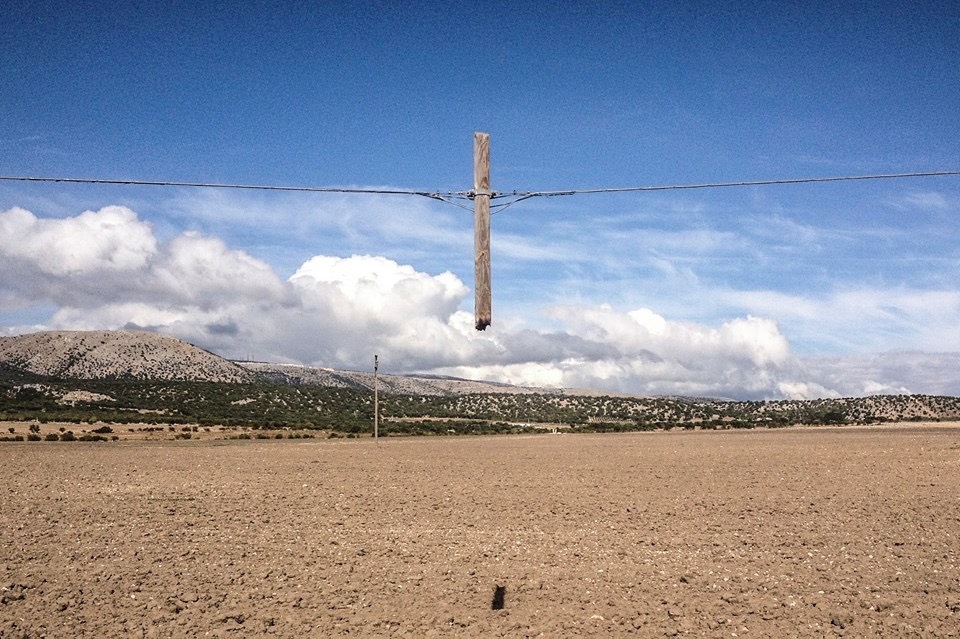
xmin=2 ymin=170 xmax=958 ymax=214
xmin=0 ymin=174 xmax=453 ymax=202
xmin=489 ymin=170 xmax=960 ymax=199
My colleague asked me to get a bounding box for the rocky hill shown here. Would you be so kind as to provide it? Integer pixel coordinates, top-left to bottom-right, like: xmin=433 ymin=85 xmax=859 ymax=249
xmin=0 ymin=330 xmax=254 ymax=383
xmin=240 ymin=361 xmax=549 ymax=396
xmin=0 ymin=330 xmax=552 ymax=395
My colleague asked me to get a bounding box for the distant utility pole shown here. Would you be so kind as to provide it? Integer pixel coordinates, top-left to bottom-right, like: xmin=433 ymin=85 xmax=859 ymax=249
xmin=473 ymin=132 xmax=492 ymax=330
xmin=373 ymin=354 xmax=379 ymax=442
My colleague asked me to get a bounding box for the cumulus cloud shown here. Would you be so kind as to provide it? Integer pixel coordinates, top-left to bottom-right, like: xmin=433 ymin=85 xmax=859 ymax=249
xmin=290 ymin=255 xmax=466 ymax=323
xmin=283 ymin=254 xmax=489 ymax=370
xmin=153 ymin=232 xmax=290 ymax=308
xmin=0 ymin=205 xmax=289 ymax=312
xmin=437 ymin=307 xmax=800 ymax=399
xmin=3 ymin=205 xmax=960 ymax=400
xmin=0 ymin=206 xmax=158 ymax=307
xmin=0 ymin=206 xmax=156 ymax=276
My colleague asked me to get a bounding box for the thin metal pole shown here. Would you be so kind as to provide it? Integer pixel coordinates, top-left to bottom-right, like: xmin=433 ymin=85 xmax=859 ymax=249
xmin=374 ymin=354 xmax=379 ymax=442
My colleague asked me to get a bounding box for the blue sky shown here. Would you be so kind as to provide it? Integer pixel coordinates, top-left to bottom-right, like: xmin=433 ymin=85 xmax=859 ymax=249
xmin=2 ymin=1 xmax=959 ymax=398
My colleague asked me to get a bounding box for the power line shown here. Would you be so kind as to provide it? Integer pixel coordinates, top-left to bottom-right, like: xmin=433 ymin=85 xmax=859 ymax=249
xmin=479 ymin=170 xmax=960 ymax=214
xmin=487 ymin=169 xmax=960 ymax=199
xmin=2 ymin=169 xmax=958 ymax=212
xmin=0 ymin=174 xmax=453 ymax=202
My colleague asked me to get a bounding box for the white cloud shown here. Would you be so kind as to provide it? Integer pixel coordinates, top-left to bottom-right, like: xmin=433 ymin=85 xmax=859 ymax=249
xmin=0 ymin=206 xmax=160 ymax=308
xmin=0 ymin=206 xmax=290 ymax=314
xmin=50 ymin=303 xmax=192 ymax=333
xmin=290 ymin=254 xmax=466 ymax=321
xmin=0 ymin=205 xmax=156 ymax=277
xmin=283 ymin=254 xmax=488 ymax=370
xmin=427 ymin=305 xmax=803 ymax=399
xmin=153 ymin=232 xmax=290 ymax=308
xmin=776 ymin=381 xmax=841 ymax=400
xmin=550 ymin=305 xmax=793 ymax=368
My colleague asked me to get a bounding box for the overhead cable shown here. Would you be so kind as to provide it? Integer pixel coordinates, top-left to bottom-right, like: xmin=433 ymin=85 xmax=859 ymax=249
xmin=0 ymin=174 xmax=452 ymax=202
xmin=486 ymin=170 xmax=960 ymax=199
xmin=2 ymin=170 xmax=958 ymax=212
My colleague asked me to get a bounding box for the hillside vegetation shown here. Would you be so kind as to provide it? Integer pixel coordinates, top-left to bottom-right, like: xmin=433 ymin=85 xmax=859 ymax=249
xmin=2 ymin=365 xmax=958 ymax=438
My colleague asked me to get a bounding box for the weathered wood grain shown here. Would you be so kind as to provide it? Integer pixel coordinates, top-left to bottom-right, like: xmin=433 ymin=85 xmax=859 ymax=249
xmin=474 ymin=132 xmax=492 ymax=330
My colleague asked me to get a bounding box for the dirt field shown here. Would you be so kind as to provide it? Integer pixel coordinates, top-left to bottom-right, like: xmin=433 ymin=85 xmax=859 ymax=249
xmin=2 ymin=425 xmax=959 ymax=638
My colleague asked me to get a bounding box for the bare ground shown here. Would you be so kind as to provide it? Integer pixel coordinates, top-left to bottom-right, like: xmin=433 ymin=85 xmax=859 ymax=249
xmin=2 ymin=425 xmax=959 ymax=638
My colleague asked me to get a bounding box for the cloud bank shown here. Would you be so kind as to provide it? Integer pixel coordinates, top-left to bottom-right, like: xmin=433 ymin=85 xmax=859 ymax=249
xmin=2 ymin=205 xmax=959 ymax=399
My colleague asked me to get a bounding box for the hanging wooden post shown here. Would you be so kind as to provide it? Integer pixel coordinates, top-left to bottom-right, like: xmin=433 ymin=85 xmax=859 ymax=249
xmin=373 ymin=354 xmax=379 ymax=442
xmin=474 ymin=132 xmax=492 ymax=330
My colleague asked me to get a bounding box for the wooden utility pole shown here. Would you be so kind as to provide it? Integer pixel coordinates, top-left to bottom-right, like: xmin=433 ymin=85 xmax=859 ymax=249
xmin=474 ymin=132 xmax=492 ymax=330
xmin=373 ymin=354 xmax=379 ymax=442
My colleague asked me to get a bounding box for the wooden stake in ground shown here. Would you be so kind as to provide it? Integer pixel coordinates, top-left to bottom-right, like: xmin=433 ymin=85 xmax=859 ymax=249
xmin=373 ymin=354 xmax=379 ymax=442
xmin=474 ymin=132 xmax=492 ymax=330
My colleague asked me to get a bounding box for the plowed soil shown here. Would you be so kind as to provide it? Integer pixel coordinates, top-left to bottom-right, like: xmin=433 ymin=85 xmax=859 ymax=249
xmin=2 ymin=425 xmax=959 ymax=637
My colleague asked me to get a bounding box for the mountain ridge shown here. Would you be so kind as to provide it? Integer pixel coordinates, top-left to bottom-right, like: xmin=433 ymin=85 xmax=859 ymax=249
xmin=0 ymin=330 xmax=551 ymax=396
xmin=0 ymin=330 xmax=253 ymax=383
